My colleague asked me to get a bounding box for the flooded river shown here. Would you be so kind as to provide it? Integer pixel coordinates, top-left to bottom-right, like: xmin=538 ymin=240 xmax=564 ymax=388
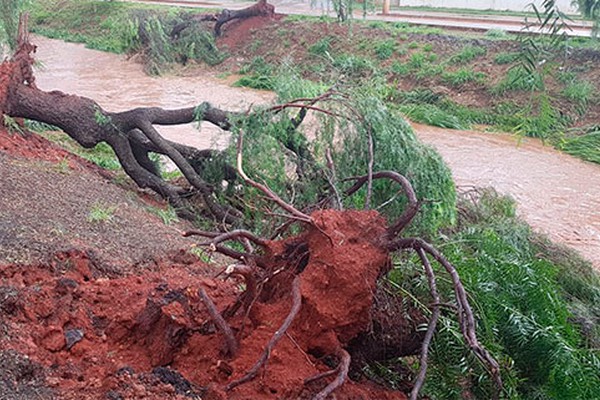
xmin=33 ymin=36 xmax=600 ymax=269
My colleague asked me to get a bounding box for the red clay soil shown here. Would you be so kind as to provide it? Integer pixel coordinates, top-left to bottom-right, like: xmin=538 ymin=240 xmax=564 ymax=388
xmin=0 ymin=209 xmax=409 ymax=399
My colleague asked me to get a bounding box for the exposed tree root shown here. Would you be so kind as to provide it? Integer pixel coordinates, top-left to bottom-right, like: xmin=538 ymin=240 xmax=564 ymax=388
xmin=311 ymin=349 xmax=351 ymax=400
xmin=198 ymin=287 xmax=238 ymax=358
xmin=225 ymin=276 xmax=302 ymax=392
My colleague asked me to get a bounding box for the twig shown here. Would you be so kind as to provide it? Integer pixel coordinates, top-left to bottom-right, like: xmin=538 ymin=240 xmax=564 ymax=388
xmin=266 ymin=104 xmax=349 ymax=119
xmin=236 ymin=130 xmax=312 ymax=223
xmin=410 ymin=248 xmax=441 ymax=400
xmin=198 ymin=288 xmax=238 ymax=358
xmin=225 ymin=277 xmax=303 ymax=392
xmin=389 ymin=238 xmax=503 ymax=397
xmin=312 ymin=349 xmax=351 ymax=400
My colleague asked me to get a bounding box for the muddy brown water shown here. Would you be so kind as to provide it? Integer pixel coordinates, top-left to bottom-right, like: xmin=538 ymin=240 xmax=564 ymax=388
xmin=33 ymin=36 xmax=600 ymax=269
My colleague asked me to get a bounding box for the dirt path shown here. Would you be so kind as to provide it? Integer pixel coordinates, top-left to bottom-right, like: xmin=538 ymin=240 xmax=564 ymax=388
xmin=32 ymin=37 xmax=600 ymax=269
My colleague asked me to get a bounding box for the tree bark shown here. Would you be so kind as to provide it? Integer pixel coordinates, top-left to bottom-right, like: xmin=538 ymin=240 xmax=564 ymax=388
xmin=2 ymin=41 xmax=241 ymax=221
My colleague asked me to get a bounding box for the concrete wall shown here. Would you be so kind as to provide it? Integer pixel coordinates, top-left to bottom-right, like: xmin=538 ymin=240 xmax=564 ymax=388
xmin=392 ymin=0 xmax=578 ymax=13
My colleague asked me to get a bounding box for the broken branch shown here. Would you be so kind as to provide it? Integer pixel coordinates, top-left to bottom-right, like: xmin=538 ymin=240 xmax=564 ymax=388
xmin=410 ymin=248 xmax=441 ymax=400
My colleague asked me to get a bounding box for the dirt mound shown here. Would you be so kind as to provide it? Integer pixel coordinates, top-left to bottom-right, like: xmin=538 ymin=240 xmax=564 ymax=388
xmin=0 ymin=210 xmax=410 ymax=399
xmin=217 ymin=14 xmax=283 ymax=52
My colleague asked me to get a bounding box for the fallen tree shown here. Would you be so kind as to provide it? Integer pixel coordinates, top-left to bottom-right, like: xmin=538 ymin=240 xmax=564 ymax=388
xmin=0 ymin=14 xmax=503 ymax=399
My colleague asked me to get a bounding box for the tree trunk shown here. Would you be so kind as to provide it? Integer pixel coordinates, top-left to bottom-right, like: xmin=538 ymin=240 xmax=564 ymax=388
xmin=382 ymin=0 xmax=391 ymax=15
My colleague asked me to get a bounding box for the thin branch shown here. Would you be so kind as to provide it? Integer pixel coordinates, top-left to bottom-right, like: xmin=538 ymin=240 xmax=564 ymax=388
xmin=410 ymin=248 xmax=441 ymax=400
xmin=184 ymin=229 xmax=269 ymax=248
xmin=198 ymin=287 xmax=238 ymax=358
xmin=365 ymin=125 xmax=374 ymax=210
xmin=225 ymin=276 xmax=302 ymax=392
xmin=312 ymin=349 xmax=351 ymax=400
xmin=389 ymin=238 xmax=503 ymax=397
xmin=236 ymin=129 xmax=312 ymax=223
xmin=345 ymin=171 xmax=419 ymax=237
xmin=266 ymin=104 xmax=349 ymax=120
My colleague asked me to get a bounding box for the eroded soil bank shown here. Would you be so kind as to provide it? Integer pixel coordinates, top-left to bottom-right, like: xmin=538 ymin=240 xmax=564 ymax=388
xmin=0 ymin=190 xmax=409 ymax=399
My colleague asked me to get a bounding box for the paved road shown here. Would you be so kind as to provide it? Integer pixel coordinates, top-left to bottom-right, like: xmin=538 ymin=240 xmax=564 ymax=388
xmin=131 ymin=0 xmax=594 ymax=36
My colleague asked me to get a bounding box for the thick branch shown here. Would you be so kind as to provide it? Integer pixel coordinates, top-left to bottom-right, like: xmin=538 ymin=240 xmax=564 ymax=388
xmin=184 ymin=229 xmax=268 ymax=248
xmin=213 ymin=0 xmax=275 ymax=36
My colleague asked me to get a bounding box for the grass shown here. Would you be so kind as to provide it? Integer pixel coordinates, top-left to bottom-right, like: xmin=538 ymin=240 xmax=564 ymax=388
xmin=37 ymin=131 xmax=122 ymax=171
xmin=374 ymin=39 xmax=397 ymax=60
xmin=88 ymin=202 xmax=117 ymax=223
xmin=494 ymin=51 xmax=520 ymax=65
xmin=147 ymin=205 xmax=179 ymax=225
xmin=562 ymin=80 xmax=596 ymax=115
xmin=441 ymin=68 xmax=486 ymax=87
xmin=448 ymin=45 xmax=486 ymax=64
xmin=559 ymin=131 xmax=600 ymax=163
xmin=491 ymin=65 xmax=544 ymax=94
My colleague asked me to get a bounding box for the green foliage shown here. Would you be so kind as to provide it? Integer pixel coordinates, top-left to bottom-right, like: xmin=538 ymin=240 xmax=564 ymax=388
xmin=0 ymin=0 xmax=27 ymax=50
xmin=147 ymin=205 xmax=179 ymax=225
xmin=235 ymin=56 xmax=275 ymax=90
xmin=373 ymin=39 xmax=397 ymax=60
xmin=40 ymin=131 xmax=122 ymax=170
xmin=88 ymin=202 xmax=117 ymax=223
xmin=491 ymin=65 xmax=544 ymax=94
xmin=398 ymin=103 xmax=466 ymax=130
xmin=559 ymin=131 xmax=600 ymax=163
xmin=308 ymin=36 xmax=332 ymax=56
xmin=448 ymin=45 xmax=486 ymax=64
xmin=485 ymin=29 xmax=510 ymax=39
xmin=330 ymin=88 xmax=456 ymax=233
xmin=2 ymin=115 xmax=24 ymax=135
xmin=561 ymin=79 xmax=596 ymax=115
xmin=441 ymin=68 xmax=486 ymax=87
xmin=27 ymin=0 xmax=225 ymax=73
xmin=388 ymin=189 xmax=600 ymax=399
xmin=494 ymin=51 xmax=521 ymax=65
xmin=332 ymin=53 xmax=375 ymax=76
xmin=514 ymin=94 xmax=567 ymax=139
